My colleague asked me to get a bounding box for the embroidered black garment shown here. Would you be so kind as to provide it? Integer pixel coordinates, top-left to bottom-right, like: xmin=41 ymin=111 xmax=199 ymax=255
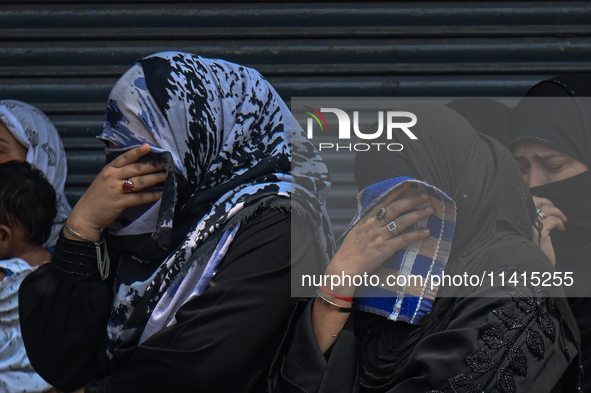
xmin=269 ymin=104 xmax=580 ymax=393
xmin=457 ymin=289 xmax=570 ymax=393
xmin=270 ymin=280 xmax=579 ymax=393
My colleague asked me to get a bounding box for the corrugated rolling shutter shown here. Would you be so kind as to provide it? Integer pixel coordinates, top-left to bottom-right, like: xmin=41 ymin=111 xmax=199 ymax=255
xmin=1 ymin=1 xmax=590 ymax=236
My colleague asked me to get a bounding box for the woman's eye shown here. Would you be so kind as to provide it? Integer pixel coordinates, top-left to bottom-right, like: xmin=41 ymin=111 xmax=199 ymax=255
xmin=545 ymin=163 xmax=566 ymax=173
xmin=519 ymin=165 xmax=529 ymax=174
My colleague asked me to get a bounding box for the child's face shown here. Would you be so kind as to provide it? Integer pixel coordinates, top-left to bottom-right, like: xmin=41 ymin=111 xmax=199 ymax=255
xmin=0 ymin=220 xmax=28 ymax=260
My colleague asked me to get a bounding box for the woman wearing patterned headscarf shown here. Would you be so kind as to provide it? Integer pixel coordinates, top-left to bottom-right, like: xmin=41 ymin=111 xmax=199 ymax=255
xmin=0 ymin=100 xmax=71 ymax=247
xmin=271 ymin=103 xmax=581 ymax=393
xmin=19 ymin=52 xmax=335 ymax=392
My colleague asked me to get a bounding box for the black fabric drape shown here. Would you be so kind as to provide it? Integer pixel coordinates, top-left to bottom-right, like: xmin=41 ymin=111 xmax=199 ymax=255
xmin=529 ymin=170 xmax=591 ymax=297
xmin=447 ymin=97 xmax=512 ymax=147
xmin=530 ymin=170 xmax=591 ymax=391
xmin=20 ymin=206 xmax=317 ymax=393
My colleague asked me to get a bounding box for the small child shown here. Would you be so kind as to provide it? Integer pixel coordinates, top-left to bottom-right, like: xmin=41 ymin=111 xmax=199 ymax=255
xmin=0 ymin=160 xmax=57 ymax=393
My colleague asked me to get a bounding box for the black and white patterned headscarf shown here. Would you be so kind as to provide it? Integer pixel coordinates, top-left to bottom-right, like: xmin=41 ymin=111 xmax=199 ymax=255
xmin=98 ymin=52 xmax=335 ymax=352
xmin=0 ymin=100 xmax=71 ymax=248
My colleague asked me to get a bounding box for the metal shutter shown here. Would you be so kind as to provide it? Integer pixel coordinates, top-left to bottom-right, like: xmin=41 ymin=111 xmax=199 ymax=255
xmin=1 ymin=2 xmax=589 ymax=236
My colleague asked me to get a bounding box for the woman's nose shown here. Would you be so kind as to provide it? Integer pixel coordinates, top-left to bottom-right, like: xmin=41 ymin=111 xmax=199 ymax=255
xmin=527 ymin=167 xmax=547 ymax=188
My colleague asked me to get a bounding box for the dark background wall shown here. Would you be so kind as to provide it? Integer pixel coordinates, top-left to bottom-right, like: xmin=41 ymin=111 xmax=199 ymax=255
xmin=2 ymin=1 xmax=590 ymax=235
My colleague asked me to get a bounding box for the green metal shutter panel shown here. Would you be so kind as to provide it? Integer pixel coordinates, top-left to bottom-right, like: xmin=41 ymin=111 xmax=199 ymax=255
xmin=1 ymin=2 xmax=589 ymax=236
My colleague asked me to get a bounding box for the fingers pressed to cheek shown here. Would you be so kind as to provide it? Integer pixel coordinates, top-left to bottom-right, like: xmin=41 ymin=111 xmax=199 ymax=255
xmin=533 ymin=196 xmax=555 ymax=208
xmin=393 ymin=206 xmax=434 ymax=231
xmin=543 ymin=206 xmax=567 ymax=222
xmin=112 ymin=144 xmax=151 ymax=168
xmin=545 ymin=216 xmax=566 ymax=231
xmin=388 ymin=228 xmax=431 ymax=250
xmin=132 ymin=190 xmax=164 ymax=207
xmin=117 ymin=162 xmax=165 ymax=181
xmin=127 ymin=172 xmax=167 ymax=191
xmin=369 ymin=184 xmax=412 ymax=216
xmin=380 ymin=183 xmax=411 ymax=205
xmin=384 ymin=192 xmax=429 ymax=220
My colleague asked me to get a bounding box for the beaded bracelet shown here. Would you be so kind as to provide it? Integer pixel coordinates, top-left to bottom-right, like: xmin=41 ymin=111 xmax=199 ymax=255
xmin=63 ymin=221 xmax=110 ymax=281
xmin=319 ymin=285 xmax=354 ymax=302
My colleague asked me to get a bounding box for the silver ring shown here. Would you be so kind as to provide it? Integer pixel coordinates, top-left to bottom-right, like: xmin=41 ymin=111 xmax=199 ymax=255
xmin=386 ymin=220 xmax=400 ymax=235
xmin=536 ymin=208 xmax=546 ymax=221
xmin=376 ymin=207 xmax=400 ymax=236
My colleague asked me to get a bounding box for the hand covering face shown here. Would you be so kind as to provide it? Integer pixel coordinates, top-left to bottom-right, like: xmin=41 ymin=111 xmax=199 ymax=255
xmin=0 ymin=100 xmax=72 ymax=248
xmin=342 ymin=176 xmax=457 ymax=325
xmin=98 ymin=52 xmax=335 ymax=353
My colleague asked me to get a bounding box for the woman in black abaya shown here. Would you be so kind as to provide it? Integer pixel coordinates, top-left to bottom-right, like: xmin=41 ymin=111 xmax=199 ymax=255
xmin=510 ymin=73 xmax=591 ymax=392
xmin=271 ymin=103 xmax=581 ymax=393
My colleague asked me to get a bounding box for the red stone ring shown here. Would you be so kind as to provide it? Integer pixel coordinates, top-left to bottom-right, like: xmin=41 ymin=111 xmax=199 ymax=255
xmin=122 ymin=179 xmax=134 ymax=193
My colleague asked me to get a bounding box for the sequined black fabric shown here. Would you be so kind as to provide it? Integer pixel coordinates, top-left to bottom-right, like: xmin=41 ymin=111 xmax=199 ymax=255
xmin=465 ymin=349 xmax=495 ymax=373
xmin=448 ymin=374 xmax=482 ymax=393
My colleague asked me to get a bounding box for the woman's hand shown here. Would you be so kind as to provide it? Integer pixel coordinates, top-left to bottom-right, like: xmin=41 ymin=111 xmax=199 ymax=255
xmin=326 ymin=183 xmax=434 ymax=293
xmin=532 ymin=196 xmax=567 ymax=266
xmin=312 ymin=183 xmax=435 ymax=352
xmin=65 ymin=144 xmax=166 ymax=241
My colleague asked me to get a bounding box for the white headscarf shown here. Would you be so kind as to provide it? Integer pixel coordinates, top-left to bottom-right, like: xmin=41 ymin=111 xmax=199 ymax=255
xmin=0 ymin=100 xmax=72 ymax=247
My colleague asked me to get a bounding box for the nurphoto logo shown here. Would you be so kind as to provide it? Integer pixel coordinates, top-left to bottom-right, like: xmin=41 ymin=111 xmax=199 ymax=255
xmin=302 ymin=106 xmax=418 ymax=152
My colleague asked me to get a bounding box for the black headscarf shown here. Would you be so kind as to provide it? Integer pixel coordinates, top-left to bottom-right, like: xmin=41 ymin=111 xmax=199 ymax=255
xmin=509 ymin=73 xmax=591 ymax=166
xmin=446 ymin=97 xmax=512 ymax=147
xmin=354 ymin=103 xmax=570 ymax=389
xmin=510 ymin=74 xmax=591 ymax=391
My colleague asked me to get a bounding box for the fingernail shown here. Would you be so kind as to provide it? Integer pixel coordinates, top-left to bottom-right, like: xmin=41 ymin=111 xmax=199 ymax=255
xmin=425 ymin=206 xmax=434 ymax=213
xmin=423 ymin=229 xmax=430 ymax=234
xmin=421 ymin=193 xmax=428 ymax=199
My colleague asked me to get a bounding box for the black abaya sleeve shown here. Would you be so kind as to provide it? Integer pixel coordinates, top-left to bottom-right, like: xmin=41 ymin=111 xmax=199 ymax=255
xmin=20 ymin=207 xmax=320 ymax=393
xmin=19 ymin=235 xmax=114 ymax=391
xmin=271 ymin=282 xmax=579 ymax=393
